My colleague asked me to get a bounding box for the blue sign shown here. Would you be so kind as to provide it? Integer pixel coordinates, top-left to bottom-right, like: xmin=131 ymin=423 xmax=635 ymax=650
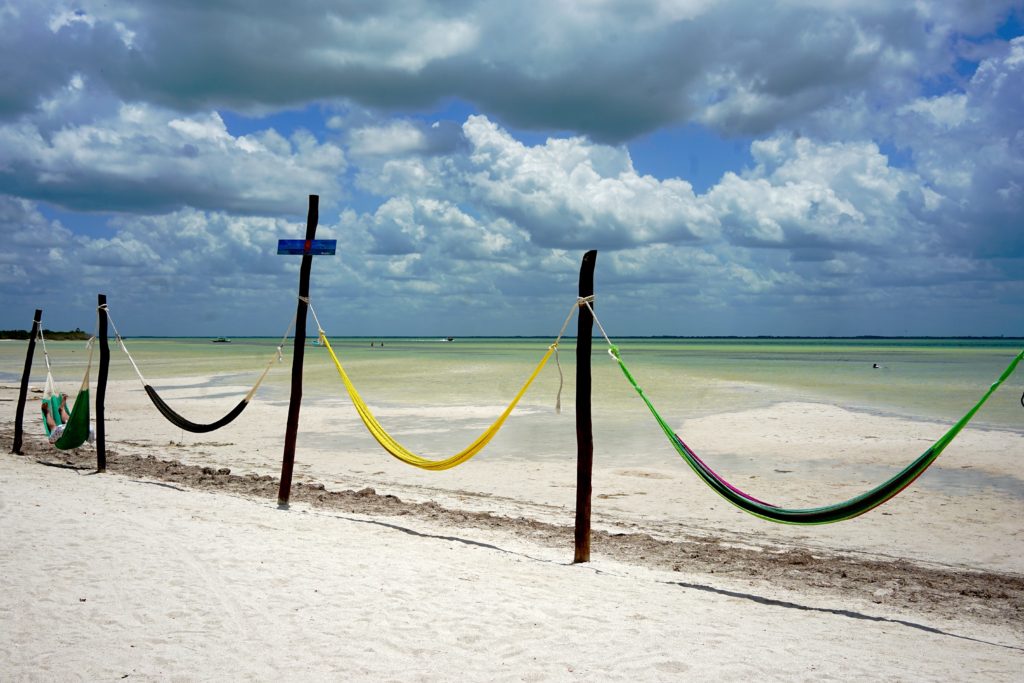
xmin=277 ymin=239 xmax=337 ymax=255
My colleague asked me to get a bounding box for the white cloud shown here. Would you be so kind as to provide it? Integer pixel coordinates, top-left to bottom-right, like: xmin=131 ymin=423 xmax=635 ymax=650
xmin=884 ymin=36 xmax=1024 ymax=257
xmin=338 ymin=106 xmax=1020 ymax=331
xmin=463 ymin=116 xmax=716 ymax=247
xmin=707 ymin=136 xmax=929 ymax=250
xmin=0 ymin=101 xmax=345 ymax=214
xmin=348 ymin=121 xmax=429 ymax=157
xmin=0 ymin=196 xmax=310 ymax=333
xmin=48 ymin=8 xmax=93 ymax=33
xmin=355 ymin=115 xmax=719 ymax=249
xmin=359 ymin=196 xmax=526 ymax=262
xmin=899 ymin=93 xmax=971 ymax=129
xmin=351 ymin=115 xmax=941 ymax=259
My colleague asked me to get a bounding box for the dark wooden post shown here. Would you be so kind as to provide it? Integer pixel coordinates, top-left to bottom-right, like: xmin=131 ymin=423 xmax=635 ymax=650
xmin=277 ymin=194 xmax=319 ymax=508
xmin=574 ymin=250 xmax=597 ymax=563
xmin=96 ymin=294 xmax=109 ymax=472
xmin=11 ymin=309 xmax=42 ymax=455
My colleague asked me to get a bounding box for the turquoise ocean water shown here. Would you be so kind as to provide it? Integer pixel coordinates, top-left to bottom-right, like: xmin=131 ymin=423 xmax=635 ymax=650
xmin=4 ymin=336 xmax=1022 ymax=431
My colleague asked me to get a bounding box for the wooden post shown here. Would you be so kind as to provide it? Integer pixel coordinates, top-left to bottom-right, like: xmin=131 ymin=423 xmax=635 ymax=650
xmin=11 ymin=309 xmax=42 ymax=455
xmin=574 ymin=250 xmax=597 ymax=563
xmin=277 ymin=195 xmax=319 ymax=508
xmin=96 ymin=294 xmax=109 ymax=472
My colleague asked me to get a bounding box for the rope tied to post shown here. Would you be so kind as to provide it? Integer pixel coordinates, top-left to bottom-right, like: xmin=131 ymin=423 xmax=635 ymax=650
xmin=551 ymin=296 xmax=595 ymax=413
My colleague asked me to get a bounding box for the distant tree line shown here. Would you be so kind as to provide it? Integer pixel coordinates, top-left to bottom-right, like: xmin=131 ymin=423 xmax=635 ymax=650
xmin=0 ymin=328 xmax=90 ymax=341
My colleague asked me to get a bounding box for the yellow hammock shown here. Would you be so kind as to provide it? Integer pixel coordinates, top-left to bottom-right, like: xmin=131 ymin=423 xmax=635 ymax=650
xmin=319 ymin=332 xmax=555 ymax=470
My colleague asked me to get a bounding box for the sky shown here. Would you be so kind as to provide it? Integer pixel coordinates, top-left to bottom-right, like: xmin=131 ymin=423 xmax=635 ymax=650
xmin=2 ymin=0 xmax=1023 ymax=338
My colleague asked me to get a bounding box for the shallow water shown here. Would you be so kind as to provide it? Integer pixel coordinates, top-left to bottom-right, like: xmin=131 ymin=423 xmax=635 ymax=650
xmin=4 ymin=336 xmax=1022 ymax=428
xmin=5 ymin=335 xmax=1021 ymax=474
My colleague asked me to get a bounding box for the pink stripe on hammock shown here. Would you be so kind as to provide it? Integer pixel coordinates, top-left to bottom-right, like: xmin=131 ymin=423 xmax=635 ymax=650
xmin=672 ymin=433 xmax=778 ymax=508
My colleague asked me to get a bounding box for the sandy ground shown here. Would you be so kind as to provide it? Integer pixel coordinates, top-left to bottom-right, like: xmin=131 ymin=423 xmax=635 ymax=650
xmin=2 ymin=377 xmax=1024 ymax=680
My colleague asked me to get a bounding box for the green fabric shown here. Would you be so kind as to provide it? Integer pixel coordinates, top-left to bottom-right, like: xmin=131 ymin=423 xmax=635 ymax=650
xmin=41 ymin=390 xmax=91 ymax=450
xmin=612 ymin=346 xmax=1023 ymax=525
xmin=41 ymin=395 xmax=62 ymax=437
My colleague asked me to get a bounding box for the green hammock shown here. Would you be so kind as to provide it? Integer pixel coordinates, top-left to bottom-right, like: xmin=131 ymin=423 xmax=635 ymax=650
xmin=37 ymin=327 xmax=94 ymax=451
xmin=611 ymin=346 xmax=1024 ymax=525
xmin=41 ymin=389 xmax=91 ymax=450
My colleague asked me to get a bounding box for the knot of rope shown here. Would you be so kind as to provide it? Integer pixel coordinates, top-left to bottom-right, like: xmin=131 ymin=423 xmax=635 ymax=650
xmin=97 ymin=303 xmax=109 ymax=311
xmin=298 ymin=296 xmax=310 ymax=304
xmin=577 ymin=295 xmax=595 ymax=306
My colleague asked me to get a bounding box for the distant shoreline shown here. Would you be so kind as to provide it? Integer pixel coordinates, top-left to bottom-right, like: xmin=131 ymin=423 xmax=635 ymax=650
xmin=0 ymin=328 xmax=90 ymax=341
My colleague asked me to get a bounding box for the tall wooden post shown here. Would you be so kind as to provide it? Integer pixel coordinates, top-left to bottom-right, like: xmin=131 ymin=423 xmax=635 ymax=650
xmin=574 ymin=250 xmax=597 ymax=563
xmin=96 ymin=294 xmax=109 ymax=472
xmin=277 ymin=195 xmax=319 ymax=508
xmin=11 ymin=309 xmax=42 ymax=455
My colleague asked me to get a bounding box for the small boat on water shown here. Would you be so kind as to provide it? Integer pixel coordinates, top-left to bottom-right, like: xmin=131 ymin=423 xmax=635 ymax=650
xmin=211 ymin=337 xmax=231 ymax=343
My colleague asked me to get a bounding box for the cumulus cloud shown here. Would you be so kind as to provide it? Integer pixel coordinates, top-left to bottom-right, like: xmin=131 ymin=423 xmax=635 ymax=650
xmin=348 ymin=121 xmax=430 ymax=158
xmin=0 ymin=189 xmax=572 ymax=336
xmin=0 ymin=100 xmax=344 ymax=215
xmin=0 ymin=198 xmax=77 ymax=300
xmin=706 ymin=136 xmax=932 ymax=252
xmin=0 ymin=195 xmax=310 ymax=333
xmin=350 ymin=115 xmax=939 ymax=260
xmin=886 ymin=36 xmax=1024 ymax=258
xmin=354 ymin=115 xmax=719 ymax=249
xmin=338 ymin=104 xmax=1021 ymax=333
xmin=459 ymin=117 xmax=719 ymax=248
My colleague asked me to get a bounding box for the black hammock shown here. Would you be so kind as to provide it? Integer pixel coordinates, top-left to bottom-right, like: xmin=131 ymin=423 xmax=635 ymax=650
xmin=143 ymin=385 xmax=250 ymax=433
xmin=106 ymin=304 xmax=290 ymax=434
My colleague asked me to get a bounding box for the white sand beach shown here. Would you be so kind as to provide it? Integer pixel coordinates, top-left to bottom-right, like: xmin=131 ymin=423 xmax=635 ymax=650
xmin=2 ymin=375 xmax=1023 ymax=680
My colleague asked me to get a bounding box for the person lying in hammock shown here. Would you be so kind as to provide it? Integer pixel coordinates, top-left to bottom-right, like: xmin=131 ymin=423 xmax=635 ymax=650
xmin=42 ymin=393 xmax=95 ymax=445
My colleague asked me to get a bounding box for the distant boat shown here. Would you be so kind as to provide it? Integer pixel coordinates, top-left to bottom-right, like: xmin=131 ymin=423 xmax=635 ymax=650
xmin=441 ymin=337 xmax=454 ymax=342
xmin=211 ymin=337 xmax=231 ymax=343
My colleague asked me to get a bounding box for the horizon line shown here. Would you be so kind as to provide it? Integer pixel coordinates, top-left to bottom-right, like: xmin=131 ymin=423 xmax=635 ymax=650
xmin=89 ymin=334 xmax=1024 ymax=341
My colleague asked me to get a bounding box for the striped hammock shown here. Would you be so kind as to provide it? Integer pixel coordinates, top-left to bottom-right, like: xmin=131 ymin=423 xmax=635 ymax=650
xmin=611 ymin=346 xmax=1024 ymax=525
xmin=38 ymin=326 xmax=94 ymax=451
